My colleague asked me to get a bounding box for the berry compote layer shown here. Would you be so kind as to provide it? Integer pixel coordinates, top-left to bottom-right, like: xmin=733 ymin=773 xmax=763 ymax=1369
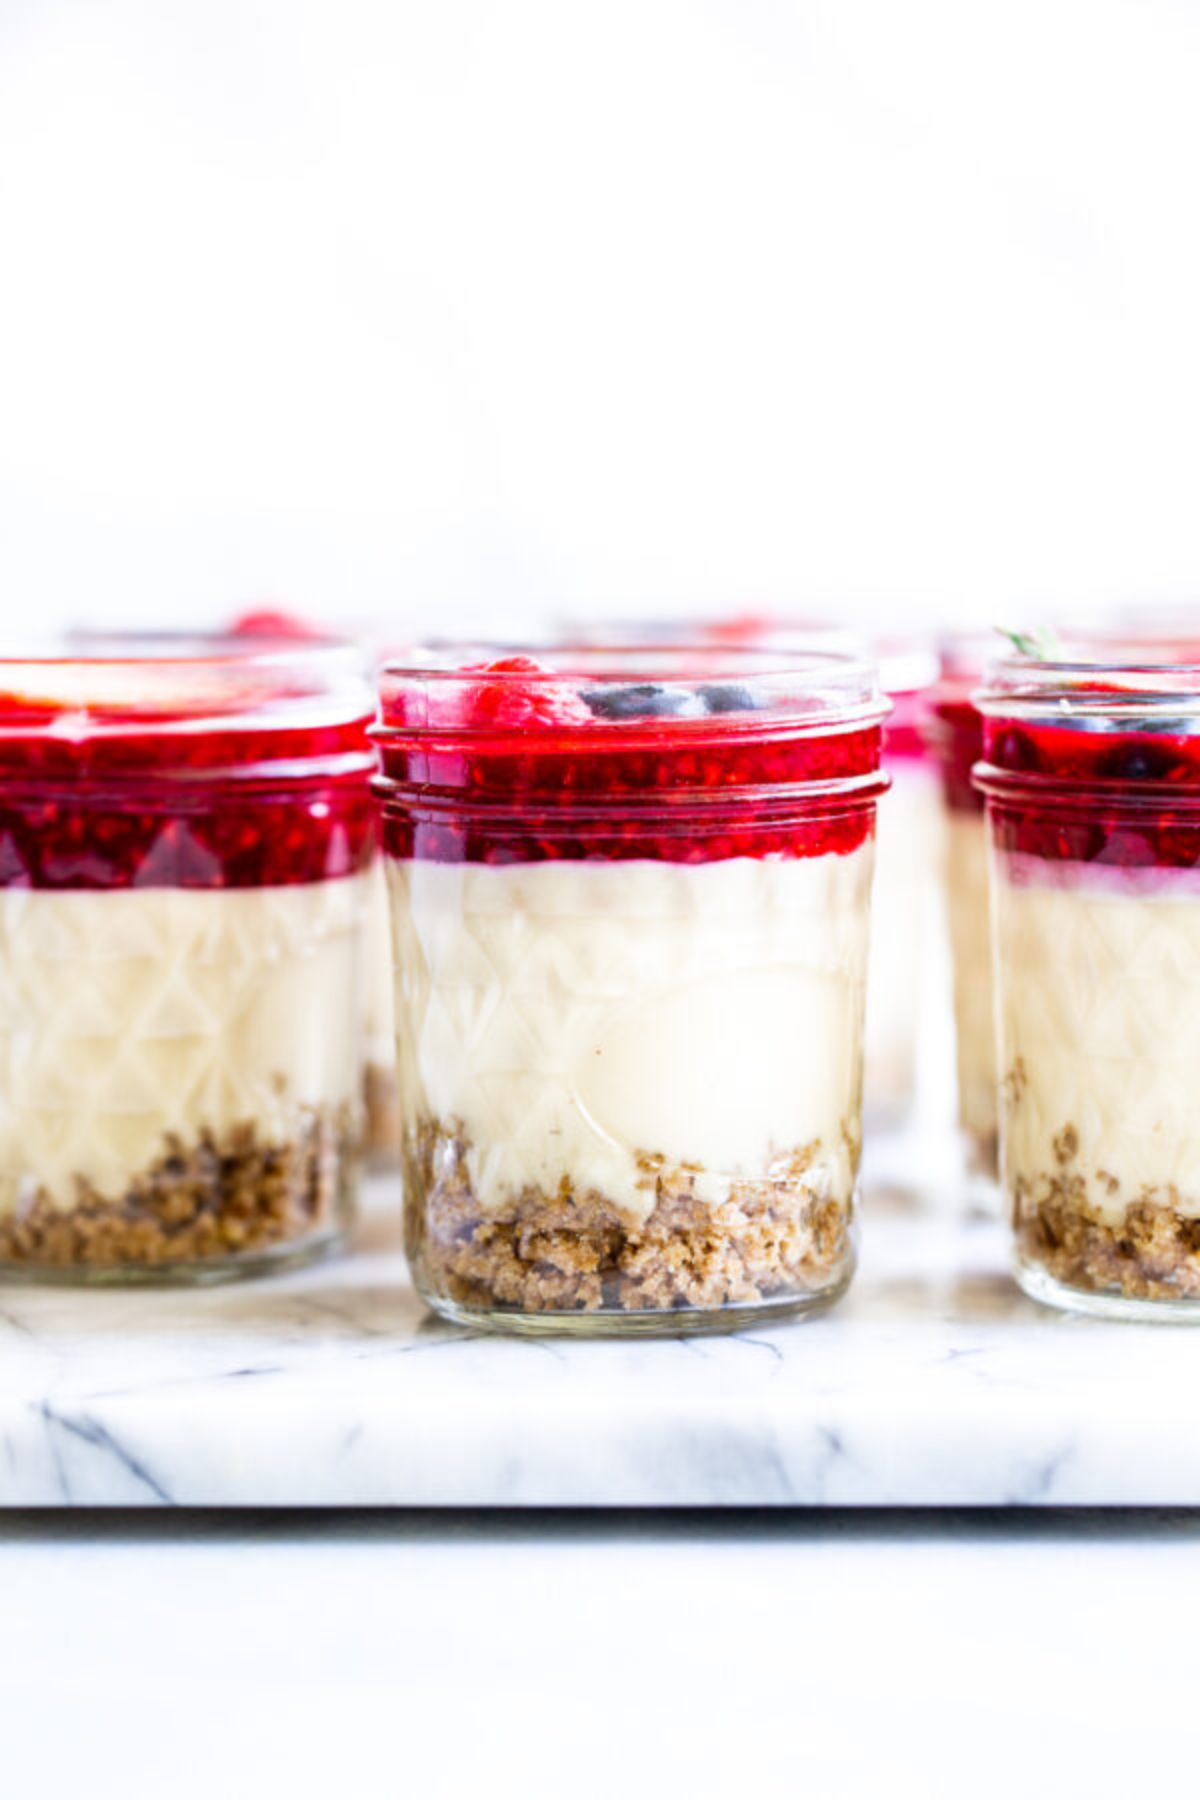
xmin=376 ymin=654 xmax=882 ymax=866
xmin=981 ymin=712 xmax=1200 ymax=870
xmin=376 ymin=648 xmax=888 ymax=1332
xmin=0 ymin=640 xmax=374 ymax=1282
xmin=976 ymin=659 xmax=1200 ymax=1313
xmin=0 ymin=647 xmax=374 ymax=890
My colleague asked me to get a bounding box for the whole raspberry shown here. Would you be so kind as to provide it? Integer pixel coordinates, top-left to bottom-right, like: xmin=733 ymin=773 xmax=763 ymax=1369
xmin=449 ymin=657 xmax=593 ymax=729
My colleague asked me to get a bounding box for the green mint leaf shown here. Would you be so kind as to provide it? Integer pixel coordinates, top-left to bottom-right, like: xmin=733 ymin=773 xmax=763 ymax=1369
xmin=994 ymin=625 xmax=1062 ymax=660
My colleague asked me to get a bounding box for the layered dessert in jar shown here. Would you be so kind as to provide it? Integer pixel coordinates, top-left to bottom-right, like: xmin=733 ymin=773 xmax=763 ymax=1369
xmin=374 ymin=644 xmax=889 ymax=1334
xmin=0 ymin=636 xmax=374 ymax=1281
xmin=927 ymin=638 xmax=998 ymax=1178
xmin=976 ymin=649 xmax=1200 ymax=1316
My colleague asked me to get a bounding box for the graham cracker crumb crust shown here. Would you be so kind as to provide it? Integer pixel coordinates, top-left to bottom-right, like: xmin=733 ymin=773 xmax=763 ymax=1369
xmin=406 ymin=1120 xmax=855 ymax=1315
xmin=0 ymin=1102 xmax=357 ymax=1271
xmin=1008 ymin=1067 xmax=1200 ymax=1301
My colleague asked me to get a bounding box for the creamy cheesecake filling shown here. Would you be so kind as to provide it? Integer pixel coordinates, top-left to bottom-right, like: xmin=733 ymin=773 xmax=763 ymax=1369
xmin=994 ymin=851 xmax=1200 ymax=1223
xmin=944 ymin=810 xmax=997 ymax=1158
xmin=0 ymin=874 xmax=366 ymax=1212
xmin=388 ymin=849 xmax=872 ymax=1230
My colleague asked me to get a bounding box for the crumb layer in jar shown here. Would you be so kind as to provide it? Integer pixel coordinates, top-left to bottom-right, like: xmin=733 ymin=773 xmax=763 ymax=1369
xmin=407 ymin=1118 xmax=853 ymax=1314
xmin=0 ymin=1102 xmax=354 ymax=1272
xmin=1012 ymin=1118 xmax=1200 ymax=1302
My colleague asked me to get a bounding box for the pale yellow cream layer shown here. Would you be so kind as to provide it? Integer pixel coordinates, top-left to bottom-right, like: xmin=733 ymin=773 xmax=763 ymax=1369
xmin=0 ymin=876 xmax=366 ymax=1210
xmin=994 ymin=854 xmax=1200 ymax=1220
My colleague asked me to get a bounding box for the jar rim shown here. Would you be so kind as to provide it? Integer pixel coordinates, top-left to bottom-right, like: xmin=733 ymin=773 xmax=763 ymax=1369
xmin=378 ymin=640 xmax=887 ymax=739
xmin=976 ymin=653 xmax=1200 ymax=727
xmin=0 ymin=631 xmax=373 ymax=734
xmin=558 ymin=618 xmax=940 ymax=698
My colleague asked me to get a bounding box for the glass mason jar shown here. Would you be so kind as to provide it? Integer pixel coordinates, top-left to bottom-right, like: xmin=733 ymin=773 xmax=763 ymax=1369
xmin=0 ymin=634 xmax=375 ymax=1283
xmin=374 ymin=644 xmax=889 ymax=1335
xmin=927 ymin=639 xmax=998 ymax=1181
xmin=976 ymin=650 xmax=1200 ymax=1318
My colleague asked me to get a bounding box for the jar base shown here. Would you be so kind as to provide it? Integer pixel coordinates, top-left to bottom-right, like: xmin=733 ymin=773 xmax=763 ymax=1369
xmin=1014 ymin=1255 xmax=1200 ymax=1323
xmin=0 ymin=1228 xmax=348 ymax=1289
xmin=414 ymin=1268 xmax=853 ymax=1338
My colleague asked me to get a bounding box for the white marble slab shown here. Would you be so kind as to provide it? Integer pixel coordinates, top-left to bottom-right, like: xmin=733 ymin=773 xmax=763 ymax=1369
xmin=4 ymin=1154 xmax=1200 ymax=1508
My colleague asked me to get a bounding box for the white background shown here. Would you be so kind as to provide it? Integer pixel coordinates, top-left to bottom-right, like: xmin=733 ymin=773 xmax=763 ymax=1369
xmin=2 ymin=0 xmax=1200 ymax=640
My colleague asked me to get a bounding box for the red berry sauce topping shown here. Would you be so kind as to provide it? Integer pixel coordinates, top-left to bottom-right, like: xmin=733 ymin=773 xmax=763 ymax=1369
xmin=375 ymin=652 xmax=887 ymax=866
xmin=929 ymin=690 xmax=984 ymax=814
xmin=979 ymin=711 xmax=1200 ymax=870
xmin=0 ymin=646 xmax=375 ymax=891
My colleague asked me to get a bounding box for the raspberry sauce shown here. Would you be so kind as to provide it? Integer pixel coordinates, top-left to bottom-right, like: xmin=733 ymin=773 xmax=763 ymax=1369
xmin=978 ymin=712 xmax=1200 ymax=871
xmin=374 ymin=652 xmax=888 ymax=866
xmin=0 ymin=645 xmax=376 ymax=891
xmin=930 ymin=692 xmax=984 ymax=814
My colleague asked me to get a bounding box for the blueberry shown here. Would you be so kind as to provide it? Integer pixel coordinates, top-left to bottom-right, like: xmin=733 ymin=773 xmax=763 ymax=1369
xmin=1098 ymin=741 xmax=1175 ymax=781
xmin=698 ymin=682 xmax=766 ymax=715
xmin=581 ymin=683 xmax=703 ymax=720
xmin=995 ymin=727 xmax=1040 ymax=771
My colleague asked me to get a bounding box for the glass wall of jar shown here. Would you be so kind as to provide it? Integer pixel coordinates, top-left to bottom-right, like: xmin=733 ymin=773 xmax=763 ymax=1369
xmin=374 ymin=644 xmax=889 ymax=1335
xmin=926 ymin=636 xmax=998 ymax=1182
xmin=976 ymin=650 xmax=1200 ymax=1318
xmin=0 ymin=634 xmax=375 ymax=1282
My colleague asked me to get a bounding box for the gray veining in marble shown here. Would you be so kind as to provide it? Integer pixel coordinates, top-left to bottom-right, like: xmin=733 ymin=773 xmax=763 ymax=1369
xmin=3 ymin=1155 xmax=1199 ymax=1508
